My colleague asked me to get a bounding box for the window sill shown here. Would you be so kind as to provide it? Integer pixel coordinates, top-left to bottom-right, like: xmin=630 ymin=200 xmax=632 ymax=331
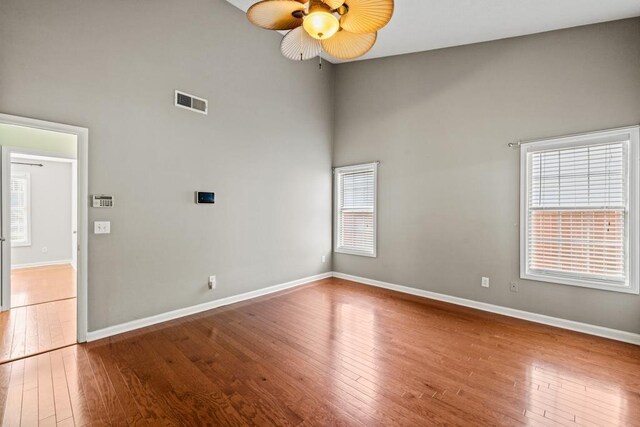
xmin=334 ymin=247 xmax=377 ymax=258
xmin=11 ymin=243 xmax=31 ymax=248
xmin=521 ymin=272 xmax=638 ymax=294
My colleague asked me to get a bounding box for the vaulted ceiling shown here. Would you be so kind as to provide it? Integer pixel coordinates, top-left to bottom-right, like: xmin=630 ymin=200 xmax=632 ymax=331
xmin=227 ymin=0 xmax=640 ymax=62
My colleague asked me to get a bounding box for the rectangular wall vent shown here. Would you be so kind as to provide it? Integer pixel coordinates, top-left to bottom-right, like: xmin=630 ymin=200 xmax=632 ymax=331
xmin=174 ymin=90 xmax=208 ymax=115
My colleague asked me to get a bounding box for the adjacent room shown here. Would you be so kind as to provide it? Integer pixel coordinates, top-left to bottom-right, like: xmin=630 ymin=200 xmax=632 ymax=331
xmin=0 ymin=125 xmax=78 ymax=364
xmin=0 ymin=0 xmax=639 ymax=425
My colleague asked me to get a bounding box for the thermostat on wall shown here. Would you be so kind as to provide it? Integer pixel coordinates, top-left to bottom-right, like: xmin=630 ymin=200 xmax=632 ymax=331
xmin=195 ymin=192 xmax=215 ymax=204
xmin=92 ymin=195 xmax=114 ymax=208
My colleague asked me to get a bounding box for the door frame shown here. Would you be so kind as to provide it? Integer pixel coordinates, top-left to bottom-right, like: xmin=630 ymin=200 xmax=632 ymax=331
xmin=0 ymin=113 xmax=88 ymax=343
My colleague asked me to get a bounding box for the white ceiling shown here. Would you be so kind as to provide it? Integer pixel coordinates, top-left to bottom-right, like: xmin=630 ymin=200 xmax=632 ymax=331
xmin=227 ymin=0 xmax=640 ymax=63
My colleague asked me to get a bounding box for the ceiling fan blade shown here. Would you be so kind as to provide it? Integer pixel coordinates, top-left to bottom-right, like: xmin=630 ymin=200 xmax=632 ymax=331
xmin=321 ymin=29 xmax=376 ymax=60
xmin=339 ymin=0 xmax=394 ymax=34
xmin=247 ymin=0 xmax=306 ymax=31
xmin=322 ymin=0 xmax=345 ymax=8
xmin=281 ymin=27 xmax=322 ymax=60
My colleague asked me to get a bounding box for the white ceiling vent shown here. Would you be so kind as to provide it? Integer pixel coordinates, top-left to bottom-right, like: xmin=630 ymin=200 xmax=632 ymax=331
xmin=175 ymin=90 xmax=208 ymax=115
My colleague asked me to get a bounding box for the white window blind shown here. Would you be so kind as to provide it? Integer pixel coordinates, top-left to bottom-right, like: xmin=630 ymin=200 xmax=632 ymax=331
xmin=334 ymin=163 xmax=377 ymax=257
xmin=521 ymin=127 xmax=639 ymax=294
xmin=11 ymin=172 xmax=31 ymax=247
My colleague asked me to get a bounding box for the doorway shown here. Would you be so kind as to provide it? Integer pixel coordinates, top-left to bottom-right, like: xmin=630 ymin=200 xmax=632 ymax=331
xmin=10 ymin=153 xmax=77 ymax=306
xmin=0 ymin=114 xmax=88 ymax=363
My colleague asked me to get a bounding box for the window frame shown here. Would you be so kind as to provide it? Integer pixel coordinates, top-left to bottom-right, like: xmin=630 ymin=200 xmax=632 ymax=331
xmin=334 ymin=162 xmax=378 ymax=258
xmin=10 ymin=171 xmax=32 ymax=248
xmin=520 ymin=126 xmax=639 ymax=294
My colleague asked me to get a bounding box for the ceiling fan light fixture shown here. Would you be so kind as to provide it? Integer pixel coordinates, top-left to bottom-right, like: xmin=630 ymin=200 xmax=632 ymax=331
xmin=303 ymin=4 xmax=340 ymax=40
xmin=246 ymin=0 xmax=394 ymax=61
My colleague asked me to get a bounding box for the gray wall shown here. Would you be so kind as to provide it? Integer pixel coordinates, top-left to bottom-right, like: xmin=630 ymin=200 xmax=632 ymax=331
xmin=11 ymin=160 xmax=73 ymax=267
xmin=2 ymin=0 xmax=638 ymax=335
xmin=333 ymin=18 xmax=640 ymax=333
xmin=0 ymin=0 xmax=334 ymax=331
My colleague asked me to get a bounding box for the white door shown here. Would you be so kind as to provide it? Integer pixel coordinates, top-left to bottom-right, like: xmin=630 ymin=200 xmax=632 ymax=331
xmin=71 ymin=160 xmax=78 ymax=269
xmin=0 ymin=147 xmax=9 ymax=311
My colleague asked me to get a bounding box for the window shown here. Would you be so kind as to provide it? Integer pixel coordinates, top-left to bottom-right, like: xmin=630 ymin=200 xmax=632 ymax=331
xmin=11 ymin=172 xmax=31 ymax=247
xmin=334 ymin=162 xmax=377 ymax=257
xmin=520 ymin=127 xmax=639 ymax=293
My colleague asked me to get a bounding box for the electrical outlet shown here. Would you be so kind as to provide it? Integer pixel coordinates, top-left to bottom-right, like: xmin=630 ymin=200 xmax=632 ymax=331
xmin=41 ymin=247 xmax=48 ymax=253
xmin=481 ymin=277 xmax=490 ymax=288
xmin=510 ymin=282 xmax=519 ymax=293
xmin=208 ymin=275 xmax=216 ymax=290
xmin=321 ymin=255 xmax=326 ymax=263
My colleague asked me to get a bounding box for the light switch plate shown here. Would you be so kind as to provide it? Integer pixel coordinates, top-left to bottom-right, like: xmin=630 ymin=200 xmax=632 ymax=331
xmin=94 ymin=221 xmax=111 ymax=234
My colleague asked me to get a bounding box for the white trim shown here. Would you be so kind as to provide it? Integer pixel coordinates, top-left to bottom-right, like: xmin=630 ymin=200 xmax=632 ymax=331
xmin=86 ymin=269 xmax=640 ymax=346
xmin=11 ymin=259 xmax=73 ymax=270
xmin=6 ymin=147 xmax=76 ymax=160
xmin=332 ymin=272 xmax=640 ymax=346
xmin=0 ymin=113 xmax=89 ymax=343
xmin=519 ymin=126 xmax=640 ymax=294
xmin=517 ymin=125 xmax=640 ymax=147
xmin=12 ymin=153 xmax=76 ymax=163
xmin=86 ymin=272 xmax=333 ymax=342
xmin=11 ymin=153 xmax=76 ymax=163
xmin=70 ymin=160 xmax=78 ymax=270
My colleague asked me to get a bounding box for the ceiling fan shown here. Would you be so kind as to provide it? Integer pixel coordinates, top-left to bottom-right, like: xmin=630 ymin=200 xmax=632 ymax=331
xmin=246 ymin=0 xmax=394 ymax=61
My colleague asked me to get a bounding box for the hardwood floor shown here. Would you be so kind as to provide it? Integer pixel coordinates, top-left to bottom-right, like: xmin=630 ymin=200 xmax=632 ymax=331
xmin=11 ymin=264 xmax=77 ymax=308
xmin=0 ymin=299 xmax=76 ymax=364
xmin=1 ymin=277 xmax=639 ymax=426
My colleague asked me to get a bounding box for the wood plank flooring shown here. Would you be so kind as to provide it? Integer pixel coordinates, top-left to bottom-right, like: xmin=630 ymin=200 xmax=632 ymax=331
xmin=0 ymin=299 xmax=76 ymax=364
xmin=11 ymin=265 xmax=77 ymax=308
xmin=1 ymin=277 xmax=640 ymax=426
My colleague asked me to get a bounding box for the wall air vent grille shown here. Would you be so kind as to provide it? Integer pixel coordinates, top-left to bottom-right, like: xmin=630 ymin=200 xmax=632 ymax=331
xmin=174 ymin=90 xmax=208 ymax=115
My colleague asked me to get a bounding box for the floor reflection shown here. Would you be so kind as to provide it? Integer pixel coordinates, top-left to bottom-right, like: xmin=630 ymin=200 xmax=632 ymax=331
xmin=524 ymin=364 xmax=625 ymax=425
xmin=329 ymin=299 xmax=380 ymax=407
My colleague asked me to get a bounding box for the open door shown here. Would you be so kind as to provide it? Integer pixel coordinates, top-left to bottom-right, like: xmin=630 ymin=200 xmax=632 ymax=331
xmin=1 ymin=148 xmax=79 ymax=311
xmin=0 ymin=114 xmax=88 ymax=347
xmin=0 ymin=146 xmax=5 ymax=311
xmin=0 ymin=114 xmax=88 ymax=362
xmin=71 ymin=160 xmax=78 ymax=270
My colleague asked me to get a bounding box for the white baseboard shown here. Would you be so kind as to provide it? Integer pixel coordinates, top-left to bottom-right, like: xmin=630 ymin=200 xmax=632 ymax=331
xmin=86 ymin=272 xmax=333 ymax=342
xmin=12 ymin=259 xmax=73 ymax=270
xmin=332 ymin=272 xmax=640 ymax=346
xmin=85 ymin=269 xmax=640 ymax=346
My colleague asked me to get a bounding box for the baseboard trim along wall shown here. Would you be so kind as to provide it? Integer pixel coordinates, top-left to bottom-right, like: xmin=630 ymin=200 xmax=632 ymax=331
xmin=86 ymin=270 xmax=640 ymax=345
xmin=86 ymin=272 xmax=333 ymax=342
xmin=12 ymin=259 xmax=73 ymax=270
xmin=333 ymin=272 xmax=640 ymax=346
